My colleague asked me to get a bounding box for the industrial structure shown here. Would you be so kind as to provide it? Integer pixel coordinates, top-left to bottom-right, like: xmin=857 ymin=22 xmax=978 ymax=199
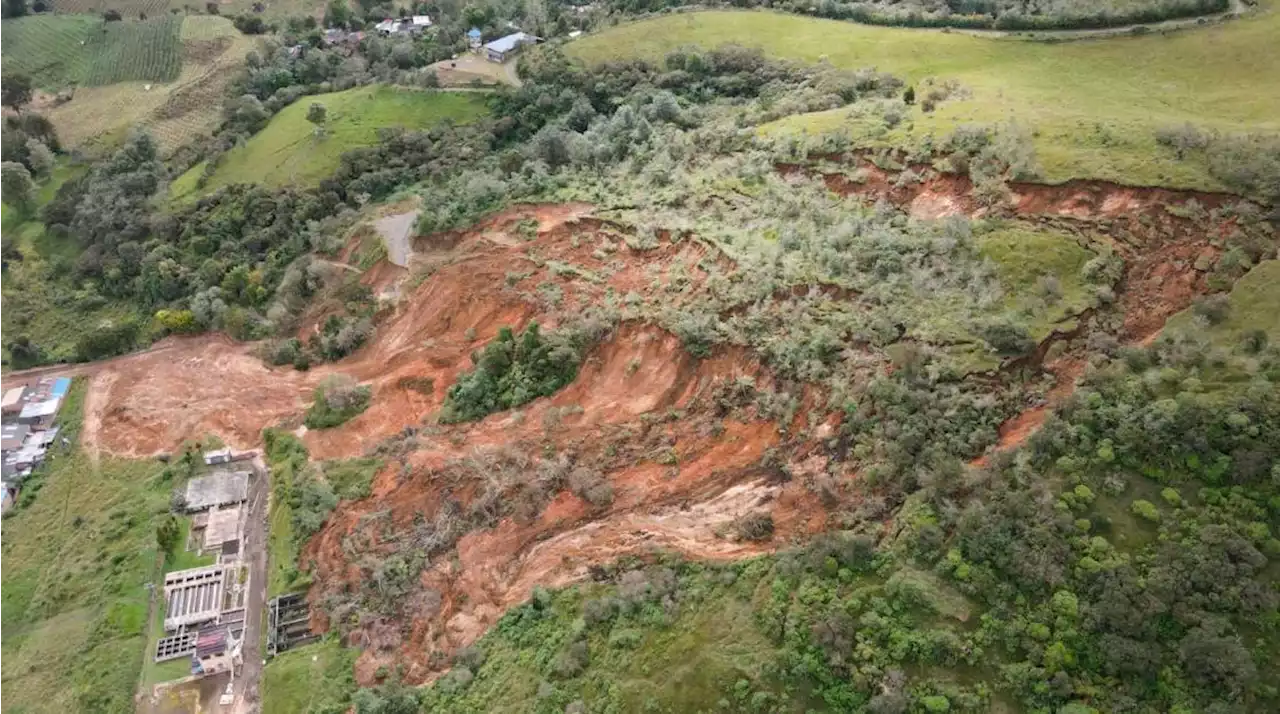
xmin=151 ymin=450 xmax=258 ymax=680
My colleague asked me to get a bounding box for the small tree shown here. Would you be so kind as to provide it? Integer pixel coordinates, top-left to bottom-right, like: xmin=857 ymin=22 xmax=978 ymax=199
xmin=307 ymin=102 xmax=327 ymax=136
xmin=156 ymin=513 xmax=181 ymax=555
xmin=1 ymin=161 xmax=35 ymax=211
xmin=24 ymin=138 xmax=54 ymax=177
xmin=1 ymin=72 xmax=34 ymax=114
xmin=903 ymin=85 xmax=915 ymax=105
xmin=103 ymin=8 xmax=121 ymax=20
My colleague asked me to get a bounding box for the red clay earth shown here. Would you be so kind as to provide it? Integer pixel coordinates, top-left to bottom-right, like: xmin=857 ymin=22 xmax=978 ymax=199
xmin=64 ymin=157 xmax=1255 ymax=683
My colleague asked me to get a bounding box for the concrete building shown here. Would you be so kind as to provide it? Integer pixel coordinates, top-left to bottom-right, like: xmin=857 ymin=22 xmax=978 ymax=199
xmin=164 ymin=565 xmax=226 ymax=630
xmin=203 ymin=448 xmax=233 ymax=466
xmin=483 ymin=32 xmax=538 ymax=63
xmin=184 ymin=470 xmax=250 ymax=512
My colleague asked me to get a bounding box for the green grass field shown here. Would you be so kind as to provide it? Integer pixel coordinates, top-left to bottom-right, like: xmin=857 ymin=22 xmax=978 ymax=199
xmin=170 ymin=86 xmax=490 ymax=200
xmin=0 ymin=379 xmax=174 ymax=714
xmin=1166 ymin=259 xmax=1280 ymax=343
xmin=978 ymin=224 xmax=1098 ymax=340
xmin=567 ymin=6 xmax=1280 ymax=191
xmin=1 ymin=14 xmax=182 ymax=89
xmin=261 ymin=639 xmax=358 ymax=713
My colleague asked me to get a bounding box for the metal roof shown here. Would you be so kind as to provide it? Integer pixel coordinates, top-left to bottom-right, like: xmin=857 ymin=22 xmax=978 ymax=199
xmin=18 ymin=398 xmax=60 ymax=420
xmin=1 ymin=423 xmax=30 ymax=450
xmin=467 ymin=27 xmax=482 ymax=37
xmin=484 ymin=32 xmax=537 ymax=54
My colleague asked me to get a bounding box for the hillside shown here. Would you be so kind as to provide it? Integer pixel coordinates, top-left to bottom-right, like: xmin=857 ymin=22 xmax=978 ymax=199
xmin=1 ymin=4 xmax=1277 ymax=714
xmin=567 ymin=7 xmax=1280 ymax=192
xmin=1 ymin=14 xmax=182 ymax=88
xmin=169 ymin=86 xmax=490 ymax=199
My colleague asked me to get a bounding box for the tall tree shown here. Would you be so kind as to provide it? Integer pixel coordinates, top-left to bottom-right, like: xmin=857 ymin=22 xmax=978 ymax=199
xmin=2 ymin=73 xmax=34 ymax=114
xmin=1 ymin=161 xmax=35 ymax=210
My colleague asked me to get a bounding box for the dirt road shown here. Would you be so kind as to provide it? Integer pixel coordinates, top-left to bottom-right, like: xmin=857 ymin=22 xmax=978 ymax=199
xmin=232 ymin=453 xmax=270 ymax=714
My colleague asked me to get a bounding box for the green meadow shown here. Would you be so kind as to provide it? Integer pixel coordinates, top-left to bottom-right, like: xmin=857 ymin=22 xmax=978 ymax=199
xmin=567 ymin=6 xmax=1280 ymax=190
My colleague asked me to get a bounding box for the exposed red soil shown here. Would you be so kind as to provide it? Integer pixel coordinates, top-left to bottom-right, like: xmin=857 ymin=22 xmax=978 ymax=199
xmin=66 ymin=158 xmax=1260 ymax=686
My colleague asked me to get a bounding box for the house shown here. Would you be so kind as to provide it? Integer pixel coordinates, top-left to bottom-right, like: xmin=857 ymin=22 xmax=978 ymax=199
xmin=374 ymin=18 xmax=399 ymax=35
xmin=483 ymin=32 xmax=538 ymax=63
xmin=467 ymin=27 xmax=482 ymax=49
xmin=410 ymin=15 xmax=432 ymax=31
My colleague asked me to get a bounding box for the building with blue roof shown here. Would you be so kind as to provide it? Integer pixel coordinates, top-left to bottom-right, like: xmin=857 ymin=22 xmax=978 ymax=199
xmin=467 ymin=27 xmax=483 ymax=49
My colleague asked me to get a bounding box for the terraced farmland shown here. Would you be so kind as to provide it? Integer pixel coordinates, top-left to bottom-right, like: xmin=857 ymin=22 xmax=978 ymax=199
xmin=1 ymin=14 xmax=181 ymax=89
xmin=48 ymin=0 xmax=174 ymax=14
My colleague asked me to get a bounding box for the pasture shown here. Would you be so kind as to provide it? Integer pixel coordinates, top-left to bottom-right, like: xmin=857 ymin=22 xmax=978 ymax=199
xmin=170 ymin=86 xmax=490 ymax=199
xmin=1 ymin=14 xmax=181 ymax=88
xmin=567 ymin=6 xmax=1280 ymax=191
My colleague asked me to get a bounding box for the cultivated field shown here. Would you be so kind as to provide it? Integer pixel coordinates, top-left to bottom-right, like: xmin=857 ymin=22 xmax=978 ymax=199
xmin=567 ymin=6 xmax=1280 ymax=191
xmin=1 ymin=14 xmax=182 ymax=88
xmin=170 ymin=86 xmax=490 ymax=199
xmin=39 ymin=15 xmax=256 ymax=153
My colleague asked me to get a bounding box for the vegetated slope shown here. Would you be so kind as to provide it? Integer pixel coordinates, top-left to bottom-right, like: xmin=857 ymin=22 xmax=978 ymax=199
xmin=414 ymin=328 xmax=1280 ymax=713
xmin=169 ymin=86 xmax=490 ymax=200
xmin=74 ymin=153 xmax=1272 ymax=690
xmin=32 ymin=15 xmax=252 ymax=152
xmin=568 ymin=7 xmax=1280 ymax=190
xmin=1 ymin=14 xmax=182 ymax=88
xmin=0 ymin=380 xmax=173 ymax=714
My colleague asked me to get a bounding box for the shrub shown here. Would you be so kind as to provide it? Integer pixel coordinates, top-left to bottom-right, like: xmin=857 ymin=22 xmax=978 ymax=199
xmin=980 ymin=320 xmax=1035 ymax=356
xmin=1192 ymin=294 xmax=1231 ymax=325
xmin=439 ymin=323 xmax=581 ymax=423
xmin=305 ymin=374 xmax=372 ymax=429
xmin=1130 ymin=499 xmax=1161 ymax=523
xmin=567 ymin=467 xmax=614 ymax=507
xmin=735 ymin=512 xmax=775 ymax=541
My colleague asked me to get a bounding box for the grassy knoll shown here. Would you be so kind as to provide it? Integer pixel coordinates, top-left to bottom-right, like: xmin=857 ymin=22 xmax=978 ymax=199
xmin=0 ymin=379 xmax=176 ymax=714
xmin=261 ymin=638 xmax=358 ymax=713
xmin=171 ymin=86 xmax=489 ymax=200
xmin=567 ymin=7 xmax=1280 ymax=190
xmin=1 ymin=15 xmax=181 ymax=89
xmin=1166 ymin=259 xmax=1280 ymax=343
xmin=977 ymin=224 xmax=1099 ymax=340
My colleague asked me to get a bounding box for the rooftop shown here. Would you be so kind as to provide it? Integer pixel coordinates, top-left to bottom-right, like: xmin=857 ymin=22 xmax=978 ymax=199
xmin=1 ymin=423 xmax=30 ymax=450
xmin=184 ymin=471 xmax=250 ymax=511
xmin=1 ymin=387 xmax=26 ymax=410
xmin=202 ymin=506 xmax=241 ymax=549
xmin=484 ymin=32 xmax=538 ymax=54
xmin=18 ymin=398 xmax=60 ymax=420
